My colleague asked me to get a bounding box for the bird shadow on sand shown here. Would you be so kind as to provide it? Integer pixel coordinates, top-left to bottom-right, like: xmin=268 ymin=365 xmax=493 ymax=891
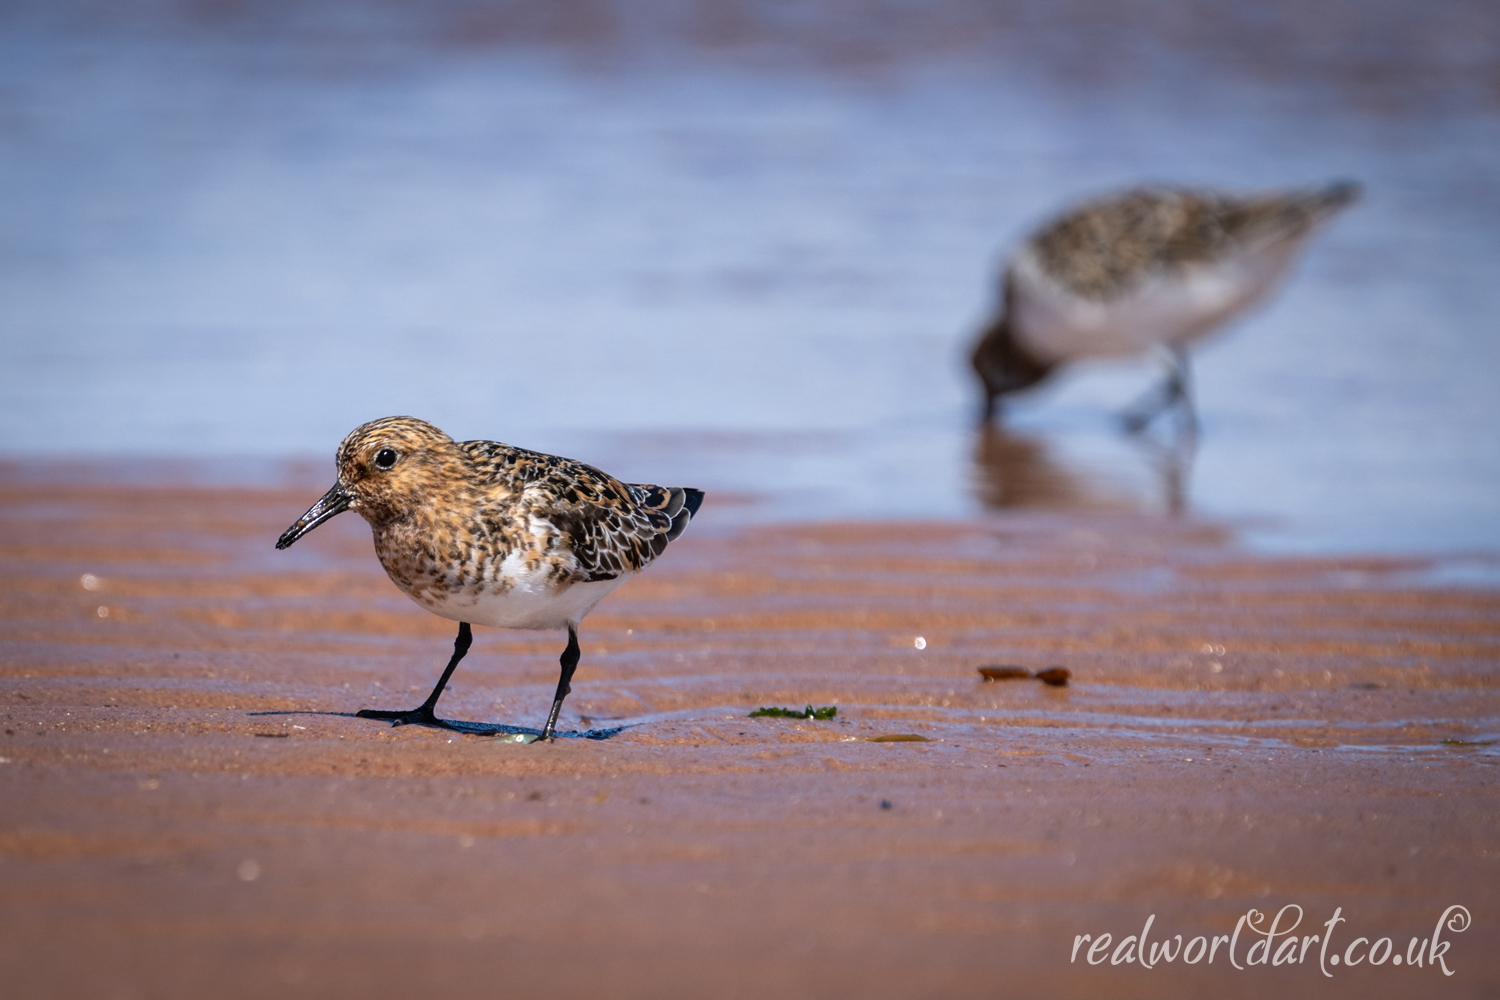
xmin=245 ymin=710 xmax=628 ymax=741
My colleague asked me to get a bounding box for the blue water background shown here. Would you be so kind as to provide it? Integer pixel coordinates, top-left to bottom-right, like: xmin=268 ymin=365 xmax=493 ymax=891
xmin=1 ymin=2 xmax=1497 ymax=554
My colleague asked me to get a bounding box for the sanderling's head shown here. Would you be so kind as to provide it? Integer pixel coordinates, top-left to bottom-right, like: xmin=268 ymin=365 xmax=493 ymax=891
xmin=275 ymin=416 xmax=459 ymax=549
xmin=971 ymin=309 xmax=1053 ymax=423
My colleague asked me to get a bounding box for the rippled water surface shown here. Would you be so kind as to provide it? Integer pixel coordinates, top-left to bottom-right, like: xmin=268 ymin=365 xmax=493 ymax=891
xmin=1 ymin=1 xmax=1497 ymax=553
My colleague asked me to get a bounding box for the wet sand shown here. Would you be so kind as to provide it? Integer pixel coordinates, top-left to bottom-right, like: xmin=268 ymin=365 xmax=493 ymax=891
xmin=1 ymin=468 xmax=1497 ymax=998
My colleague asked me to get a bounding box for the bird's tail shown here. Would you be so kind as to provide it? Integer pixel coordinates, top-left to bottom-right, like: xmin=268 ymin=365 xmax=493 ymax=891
xmin=1229 ymin=179 xmax=1361 ymax=247
xmin=1277 ymin=179 xmax=1362 ymax=228
xmin=633 ymin=483 xmax=705 ymax=551
xmin=1304 ymin=179 xmax=1362 ymax=216
xmin=666 ymin=488 xmax=704 ymax=542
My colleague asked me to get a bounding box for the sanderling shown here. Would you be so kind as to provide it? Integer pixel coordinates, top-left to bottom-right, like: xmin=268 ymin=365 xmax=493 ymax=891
xmin=275 ymin=416 xmax=703 ymax=741
xmin=971 ymin=181 xmax=1360 ymax=430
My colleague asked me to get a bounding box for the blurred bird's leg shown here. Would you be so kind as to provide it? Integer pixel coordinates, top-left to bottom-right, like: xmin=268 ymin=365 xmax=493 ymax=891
xmin=1121 ymin=346 xmax=1197 ymax=437
xmin=356 ymin=622 xmax=472 ymax=731
xmin=539 ymin=626 xmax=581 ymax=742
xmin=1121 ymin=350 xmax=1176 ymax=434
xmin=980 ymin=390 xmax=1001 ymax=426
xmin=1168 ymin=346 xmax=1199 ymax=440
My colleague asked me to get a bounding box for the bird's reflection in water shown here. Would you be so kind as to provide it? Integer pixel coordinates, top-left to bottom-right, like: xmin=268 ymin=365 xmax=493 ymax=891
xmin=1133 ymin=425 xmax=1196 ymax=516
xmin=971 ymin=424 xmax=1195 ymax=516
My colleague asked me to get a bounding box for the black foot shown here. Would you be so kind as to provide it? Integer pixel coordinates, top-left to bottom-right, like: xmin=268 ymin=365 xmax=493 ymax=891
xmin=355 ymin=706 xmax=462 ymax=731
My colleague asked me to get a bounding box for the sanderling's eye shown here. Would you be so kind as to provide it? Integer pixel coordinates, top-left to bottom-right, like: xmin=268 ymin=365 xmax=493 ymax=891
xmin=373 ymin=448 xmax=398 ymax=470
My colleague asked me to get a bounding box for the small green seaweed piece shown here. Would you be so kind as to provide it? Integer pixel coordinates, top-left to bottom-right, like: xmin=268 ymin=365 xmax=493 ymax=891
xmin=491 ymin=733 xmax=540 ymax=744
xmin=749 ymin=705 xmax=837 ymax=720
xmin=1442 ymin=738 xmax=1497 ymax=746
xmin=863 ymin=734 xmax=931 ymax=743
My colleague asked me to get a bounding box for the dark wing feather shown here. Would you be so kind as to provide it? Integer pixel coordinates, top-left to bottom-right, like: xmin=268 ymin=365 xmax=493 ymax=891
xmin=549 ymin=483 xmax=703 ymax=581
xmin=1032 ymin=182 xmax=1359 ymax=300
xmin=460 ymin=438 xmax=703 ymax=583
xmin=628 ymin=484 xmax=704 ymax=544
xmin=1215 ymin=180 xmax=1361 ymax=248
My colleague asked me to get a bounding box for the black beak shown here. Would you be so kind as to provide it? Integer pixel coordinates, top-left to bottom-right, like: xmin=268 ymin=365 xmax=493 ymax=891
xmin=275 ymin=482 xmax=352 ymax=550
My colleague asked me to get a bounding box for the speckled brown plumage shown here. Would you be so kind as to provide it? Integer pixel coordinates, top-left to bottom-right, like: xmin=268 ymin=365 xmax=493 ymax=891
xmin=326 ymin=416 xmax=698 ymax=616
xmin=1029 ymin=183 xmax=1360 ymax=301
xmin=970 ymin=181 xmax=1361 ymax=426
xmin=275 ymin=415 xmax=704 ymax=740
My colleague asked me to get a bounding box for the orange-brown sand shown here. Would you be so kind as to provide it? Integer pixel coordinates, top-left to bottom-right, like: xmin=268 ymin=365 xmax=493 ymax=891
xmin=1 ymin=470 xmax=1496 ymax=998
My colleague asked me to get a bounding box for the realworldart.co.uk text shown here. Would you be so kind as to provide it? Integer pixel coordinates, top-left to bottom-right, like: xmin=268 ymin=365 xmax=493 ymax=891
xmin=1071 ymin=905 xmax=1470 ymax=976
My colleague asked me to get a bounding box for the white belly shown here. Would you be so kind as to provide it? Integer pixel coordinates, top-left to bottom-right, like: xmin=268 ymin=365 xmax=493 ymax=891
xmin=1010 ymin=240 xmax=1303 ymax=364
xmin=406 ymin=559 xmax=632 ymax=631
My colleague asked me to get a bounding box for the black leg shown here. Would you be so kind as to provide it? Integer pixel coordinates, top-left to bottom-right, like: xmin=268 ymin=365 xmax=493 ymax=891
xmin=1122 ymin=347 xmax=1196 ymax=436
xmin=538 ymin=626 xmax=580 ymax=742
xmin=356 ymin=622 xmax=472 ymax=730
xmin=1169 ymin=346 xmax=1199 ymax=438
xmin=1122 ymin=378 xmax=1173 ymax=433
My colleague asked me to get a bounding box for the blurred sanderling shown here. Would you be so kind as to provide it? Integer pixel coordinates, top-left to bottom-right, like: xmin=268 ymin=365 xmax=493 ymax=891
xmin=971 ymin=181 xmax=1361 ymax=430
xmin=276 ymin=416 xmax=703 ymax=741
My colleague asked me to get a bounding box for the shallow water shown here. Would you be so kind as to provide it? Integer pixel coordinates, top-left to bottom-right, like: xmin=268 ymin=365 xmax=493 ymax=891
xmin=1 ymin=2 xmax=1498 ymax=553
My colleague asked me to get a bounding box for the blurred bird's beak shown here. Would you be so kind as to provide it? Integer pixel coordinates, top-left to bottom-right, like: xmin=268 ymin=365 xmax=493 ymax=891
xmin=275 ymin=483 xmax=352 ymax=550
